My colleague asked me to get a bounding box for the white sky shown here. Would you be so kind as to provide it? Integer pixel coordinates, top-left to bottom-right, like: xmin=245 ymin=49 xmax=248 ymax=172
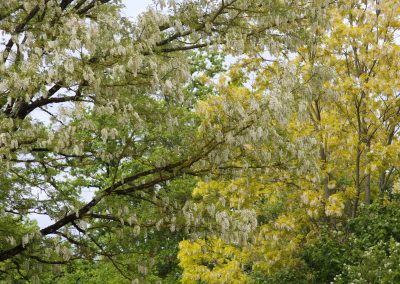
xmin=122 ymin=0 xmax=153 ymax=18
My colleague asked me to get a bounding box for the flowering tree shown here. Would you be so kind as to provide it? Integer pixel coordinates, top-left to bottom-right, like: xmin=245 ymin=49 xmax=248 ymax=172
xmin=0 ymin=0 xmax=330 ymax=281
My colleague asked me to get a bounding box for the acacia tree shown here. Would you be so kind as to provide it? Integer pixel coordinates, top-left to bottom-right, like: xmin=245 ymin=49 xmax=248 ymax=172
xmin=0 ymin=0 xmax=329 ymax=281
xmin=177 ymin=0 xmax=400 ymax=282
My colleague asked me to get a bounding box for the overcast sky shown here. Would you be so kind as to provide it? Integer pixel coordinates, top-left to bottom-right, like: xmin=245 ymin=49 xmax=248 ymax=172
xmin=121 ymin=0 xmax=153 ymax=18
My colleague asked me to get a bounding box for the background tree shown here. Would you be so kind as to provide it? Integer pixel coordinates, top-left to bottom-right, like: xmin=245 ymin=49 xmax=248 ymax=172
xmin=177 ymin=0 xmax=400 ymax=282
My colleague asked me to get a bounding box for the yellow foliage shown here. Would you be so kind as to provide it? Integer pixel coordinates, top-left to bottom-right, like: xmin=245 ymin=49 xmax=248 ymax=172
xmin=179 ymin=1 xmax=400 ymax=281
xmin=178 ymin=238 xmax=250 ymax=284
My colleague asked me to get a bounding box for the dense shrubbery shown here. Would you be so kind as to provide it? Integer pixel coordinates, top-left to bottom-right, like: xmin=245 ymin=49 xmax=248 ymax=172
xmin=289 ymin=199 xmax=400 ymax=283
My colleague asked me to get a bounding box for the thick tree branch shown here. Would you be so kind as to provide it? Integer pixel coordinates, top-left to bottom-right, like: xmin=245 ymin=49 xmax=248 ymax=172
xmin=0 ymin=140 xmax=219 ymax=261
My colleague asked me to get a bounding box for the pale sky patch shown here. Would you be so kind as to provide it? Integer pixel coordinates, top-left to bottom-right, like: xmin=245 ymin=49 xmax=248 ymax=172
xmin=121 ymin=0 xmax=153 ymax=18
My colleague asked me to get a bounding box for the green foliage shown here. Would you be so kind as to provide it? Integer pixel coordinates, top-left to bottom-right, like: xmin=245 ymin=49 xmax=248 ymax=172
xmin=47 ymin=261 xmax=129 ymax=284
xmin=0 ymin=0 xmax=399 ymax=283
xmin=302 ymin=229 xmax=347 ymax=283
xmin=300 ymin=199 xmax=400 ymax=283
xmin=250 ymin=267 xmax=310 ymax=284
xmin=334 ymin=239 xmax=400 ymax=284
